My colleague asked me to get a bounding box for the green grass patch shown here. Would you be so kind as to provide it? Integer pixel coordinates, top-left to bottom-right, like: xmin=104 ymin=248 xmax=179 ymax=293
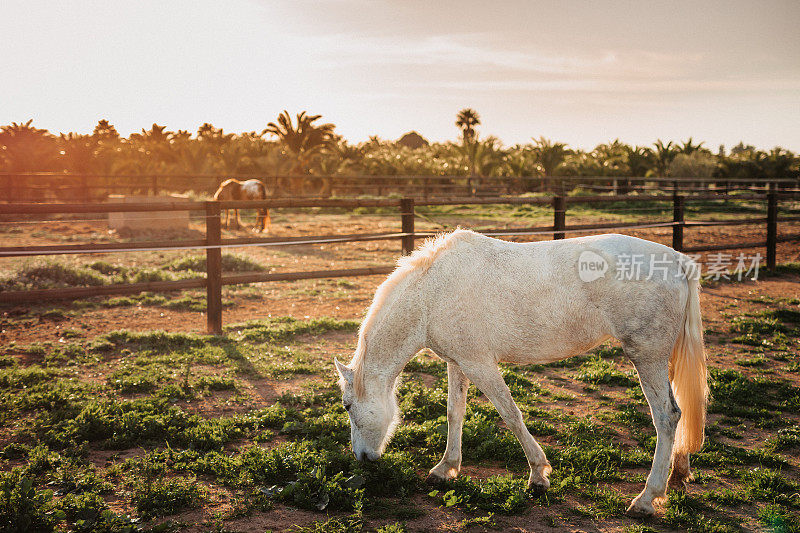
xmin=165 ymin=253 xmax=266 ymax=273
xmin=576 ymin=355 xmax=637 ymax=387
xmin=229 ymin=316 xmax=359 ymax=344
xmin=134 ymin=476 xmax=203 ymax=518
xmin=0 ymin=260 xmax=106 ymax=291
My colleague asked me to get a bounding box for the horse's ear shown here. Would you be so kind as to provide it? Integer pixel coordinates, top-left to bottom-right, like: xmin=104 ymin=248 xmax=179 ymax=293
xmin=334 ymin=358 xmax=353 ymax=385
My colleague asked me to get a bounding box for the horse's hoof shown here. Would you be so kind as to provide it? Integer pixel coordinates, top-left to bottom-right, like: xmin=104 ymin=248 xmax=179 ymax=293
xmin=528 ymin=481 xmax=550 ymax=496
xmin=425 ymin=473 xmax=449 ymax=486
xmin=527 ymin=482 xmax=549 ymax=495
xmin=668 ymin=470 xmax=690 ymax=491
xmin=668 ymin=477 xmax=688 ymax=492
xmin=626 ymin=501 xmax=655 ymax=518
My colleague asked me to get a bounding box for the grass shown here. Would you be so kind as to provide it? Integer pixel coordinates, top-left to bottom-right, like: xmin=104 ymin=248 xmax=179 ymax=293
xmin=134 ymin=476 xmax=203 ymax=519
xmin=0 ymin=260 xmax=106 ymax=291
xmin=0 ymin=293 xmax=799 ymax=531
xmin=576 ymin=354 xmax=637 ymax=387
xmin=0 ymin=254 xmax=265 ymax=293
xmin=165 ymin=253 xmax=266 ymax=273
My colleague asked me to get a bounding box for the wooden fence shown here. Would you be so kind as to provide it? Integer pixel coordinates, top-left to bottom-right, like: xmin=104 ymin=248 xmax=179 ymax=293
xmin=2 ymin=172 xmax=799 ymax=202
xmin=1 ymin=192 xmax=799 ymax=333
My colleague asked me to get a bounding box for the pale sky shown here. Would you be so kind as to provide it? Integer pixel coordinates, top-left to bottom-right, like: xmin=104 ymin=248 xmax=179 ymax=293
xmin=2 ymin=0 xmax=799 ymax=151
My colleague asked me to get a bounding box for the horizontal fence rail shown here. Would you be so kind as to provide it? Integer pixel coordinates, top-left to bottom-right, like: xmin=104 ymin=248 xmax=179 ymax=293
xmin=1 ymin=191 xmax=799 ymax=333
xmin=2 ymin=172 xmax=799 ymax=203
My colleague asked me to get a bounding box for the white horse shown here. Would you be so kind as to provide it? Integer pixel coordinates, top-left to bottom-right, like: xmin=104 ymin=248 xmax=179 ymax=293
xmin=335 ymin=229 xmax=707 ymax=517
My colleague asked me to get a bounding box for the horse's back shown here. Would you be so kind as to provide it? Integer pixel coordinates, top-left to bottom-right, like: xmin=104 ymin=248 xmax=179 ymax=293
xmin=423 ymin=232 xmax=689 ymax=363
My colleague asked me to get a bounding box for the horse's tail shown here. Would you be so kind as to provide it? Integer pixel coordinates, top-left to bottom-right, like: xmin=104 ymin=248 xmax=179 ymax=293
xmin=670 ymin=258 xmax=708 ymax=455
xmin=214 ymin=178 xmax=233 ymax=200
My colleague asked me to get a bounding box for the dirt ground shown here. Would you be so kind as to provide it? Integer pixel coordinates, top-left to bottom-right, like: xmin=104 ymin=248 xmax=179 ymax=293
xmin=1 ymin=209 xmax=799 ymax=343
xmin=1 ymin=209 xmax=799 ymax=532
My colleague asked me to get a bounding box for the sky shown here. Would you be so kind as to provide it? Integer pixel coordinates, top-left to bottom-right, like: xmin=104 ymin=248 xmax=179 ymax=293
xmin=2 ymin=0 xmax=799 ymax=151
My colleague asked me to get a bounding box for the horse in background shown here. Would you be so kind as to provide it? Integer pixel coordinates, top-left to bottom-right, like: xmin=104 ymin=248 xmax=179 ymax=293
xmin=213 ymin=179 xmax=271 ymax=232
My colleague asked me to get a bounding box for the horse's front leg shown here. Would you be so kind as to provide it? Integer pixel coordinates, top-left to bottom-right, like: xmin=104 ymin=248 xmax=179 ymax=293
xmin=428 ymin=362 xmax=469 ymax=482
xmin=459 ymin=362 xmax=552 ymax=492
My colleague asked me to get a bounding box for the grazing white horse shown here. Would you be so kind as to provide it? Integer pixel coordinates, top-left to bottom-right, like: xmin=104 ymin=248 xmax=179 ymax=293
xmin=336 ymin=229 xmax=707 ymax=517
xmin=213 ymin=178 xmax=271 ymax=232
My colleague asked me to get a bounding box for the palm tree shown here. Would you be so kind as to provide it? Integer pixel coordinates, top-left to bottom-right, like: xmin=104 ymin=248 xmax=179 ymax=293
xmin=756 ymin=148 xmax=798 ymax=181
xmin=530 ymin=137 xmax=569 ymax=191
xmin=503 ymin=146 xmax=538 ymax=192
xmin=264 ymin=111 xmax=336 ymax=193
xmin=455 ymin=109 xmax=481 ymax=176
xmin=677 ymin=137 xmax=706 ymax=155
xmin=625 ymin=146 xmax=655 ymax=177
xmin=455 ymin=108 xmax=481 ymax=146
xmin=653 ymin=140 xmax=676 ymax=177
xmin=468 ymin=137 xmax=506 ymax=177
xmin=593 ymin=140 xmax=630 ymax=177
xmin=58 ymin=133 xmax=98 ymax=174
xmin=197 ymin=123 xmax=233 ymax=150
xmin=92 ymin=119 xmax=120 ymax=141
xmin=0 ymin=120 xmax=60 ymax=172
xmin=88 ymin=120 xmax=122 ymax=176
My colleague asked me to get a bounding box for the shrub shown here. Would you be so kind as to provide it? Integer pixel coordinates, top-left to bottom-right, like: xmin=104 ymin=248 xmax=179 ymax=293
xmin=0 ymin=260 xmax=105 ymax=291
xmin=165 ymin=253 xmax=266 ymax=273
xmin=0 ymin=470 xmax=65 ymax=533
xmin=431 ymin=475 xmax=529 ymax=514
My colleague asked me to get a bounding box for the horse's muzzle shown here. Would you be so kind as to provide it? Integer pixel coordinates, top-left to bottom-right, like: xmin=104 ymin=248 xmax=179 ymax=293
xmin=355 ymin=450 xmax=379 ymax=462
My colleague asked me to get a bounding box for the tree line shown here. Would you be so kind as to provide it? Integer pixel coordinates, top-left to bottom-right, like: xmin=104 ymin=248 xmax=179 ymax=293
xmin=1 ymin=110 xmax=797 ymax=187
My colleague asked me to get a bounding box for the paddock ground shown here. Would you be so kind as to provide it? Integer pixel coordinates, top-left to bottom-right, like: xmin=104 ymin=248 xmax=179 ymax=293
xmin=0 ymin=207 xmax=799 ymax=532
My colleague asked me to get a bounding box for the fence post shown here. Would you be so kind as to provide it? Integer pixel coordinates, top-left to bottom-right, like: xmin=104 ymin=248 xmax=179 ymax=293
xmin=672 ymin=194 xmax=685 ymax=251
xmin=400 ymin=197 xmax=415 ymax=255
xmin=151 ymin=176 xmax=159 ymax=196
xmin=553 ymin=195 xmax=566 ymax=239
xmin=767 ymin=190 xmax=778 ymax=270
xmin=205 ymin=201 xmax=223 ymax=334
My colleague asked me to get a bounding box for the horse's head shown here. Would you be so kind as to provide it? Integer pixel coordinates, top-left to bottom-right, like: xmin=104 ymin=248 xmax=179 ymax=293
xmin=335 ymin=358 xmax=399 ymax=462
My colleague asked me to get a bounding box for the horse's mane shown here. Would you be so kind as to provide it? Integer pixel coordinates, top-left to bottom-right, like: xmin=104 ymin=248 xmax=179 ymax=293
xmin=350 ymin=229 xmax=478 ymax=397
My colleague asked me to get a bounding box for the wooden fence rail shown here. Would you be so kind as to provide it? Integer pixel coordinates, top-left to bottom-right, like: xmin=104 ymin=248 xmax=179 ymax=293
xmin=1 ymin=192 xmax=799 ymax=333
xmin=2 ymin=172 xmax=799 ymax=203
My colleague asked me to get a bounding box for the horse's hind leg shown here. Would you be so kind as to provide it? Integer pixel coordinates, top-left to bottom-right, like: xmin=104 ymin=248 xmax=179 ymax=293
xmin=626 ymin=356 xmax=681 ymax=517
xmin=256 ymin=209 xmax=270 ymax=233
xmin=459 ymin=362 xmax=551 ymax=491
xmin=428 ymin=362 xmax=469 ymax=482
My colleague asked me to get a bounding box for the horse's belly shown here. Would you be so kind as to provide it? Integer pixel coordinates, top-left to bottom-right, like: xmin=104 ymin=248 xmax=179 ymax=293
xmin=497 ymin=333 xmax=611 ymax=364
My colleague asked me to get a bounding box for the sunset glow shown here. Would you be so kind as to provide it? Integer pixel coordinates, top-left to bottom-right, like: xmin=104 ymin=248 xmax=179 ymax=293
xmin=2 ymin=0 xmax=798 ymax=149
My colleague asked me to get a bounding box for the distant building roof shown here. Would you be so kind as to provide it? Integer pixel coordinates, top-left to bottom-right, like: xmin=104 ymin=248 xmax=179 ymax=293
xmin=396 ymin=131 xmax=429 ymax=149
